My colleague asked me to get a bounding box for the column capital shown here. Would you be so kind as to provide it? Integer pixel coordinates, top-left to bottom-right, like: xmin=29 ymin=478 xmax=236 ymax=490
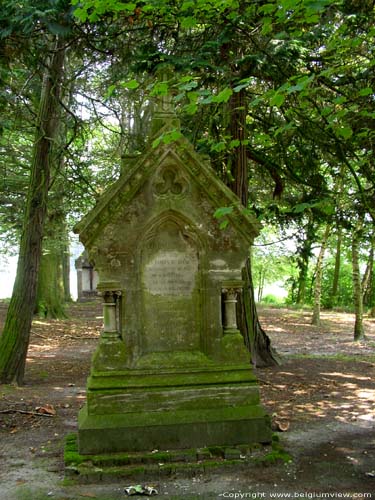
xmin=97 ymin=281 xmax=122 ymax=340
xmin=221 ymin=279 xmax=244 ymax=292
xmin=97 ymin=280 xmax=122 ymax=293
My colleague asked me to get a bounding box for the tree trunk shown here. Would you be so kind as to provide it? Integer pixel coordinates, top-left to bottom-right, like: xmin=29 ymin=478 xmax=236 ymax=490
xmin=329 ymin=223 xmax=342 ymax=308
xmin=0 ymin=37 xmax=65 ymax=385
xmin=241 ymin=257 xmax=281 ymax=367
xmin=257 ymin=268 xmax=265 ymax=302
xmin=36 ymin=54 xmax=73 ymax=318
xmin=362 ymin=231 xmax=374 ymax=308
xmin=311 ymin=224 xmax=331 ymax=326
xmin=36 ymin=210 xmax=70 ymax=318
xmin=295 ymin=219 xmax=315 ymax=305
xmin=36 ymin=247 xmax=66 ymax=319
xmin=228 ymin=89 xmax=279 ymax=367
xmin=352 ymin=219 xmax=364 ymax=340
xmin=62 ymin=240 xmax=72 ymax=303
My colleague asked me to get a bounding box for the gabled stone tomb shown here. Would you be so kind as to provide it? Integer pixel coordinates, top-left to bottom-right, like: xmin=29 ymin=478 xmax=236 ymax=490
xmin=75 ymin=115 xmax=271 ymax=454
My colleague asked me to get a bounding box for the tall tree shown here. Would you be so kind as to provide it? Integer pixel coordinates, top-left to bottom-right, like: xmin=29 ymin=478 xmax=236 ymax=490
xmin=311 ymin=224 xmax=331 ymax=326
xmin=352 ymin=217 xmax=365 ymax=340
xmin=227 ymin=88 xmax=279 ymax=366
xmin=0 ymin=35 xmax=66 ymax=384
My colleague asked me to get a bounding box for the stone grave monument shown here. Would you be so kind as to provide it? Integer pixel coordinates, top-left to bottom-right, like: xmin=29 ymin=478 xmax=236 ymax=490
xmin=74 ymin=105 xmax=271 ymax=455
xmin=75 ymin=251 xmax=99 ymax=301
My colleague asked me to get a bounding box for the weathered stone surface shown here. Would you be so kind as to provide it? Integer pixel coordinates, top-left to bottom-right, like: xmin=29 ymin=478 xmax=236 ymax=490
xmin=74 ymin=108 xmax=271 ymax=455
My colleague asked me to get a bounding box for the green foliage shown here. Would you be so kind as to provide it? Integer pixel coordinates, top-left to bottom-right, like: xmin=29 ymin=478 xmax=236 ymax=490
xmin=1 ymin=0 xmax=374 ymax=325
xmin=152 ymin=129 xmax=183 ymax=148
xmin=261 ymin=294 xmax=284 ymax=305
xmin=321 ymin=258 xmax=354 ymax=309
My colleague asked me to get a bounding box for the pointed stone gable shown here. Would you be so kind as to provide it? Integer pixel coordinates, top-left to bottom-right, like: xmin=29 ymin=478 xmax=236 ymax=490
xmin=75 ymin=137 xmax=260 ymax=250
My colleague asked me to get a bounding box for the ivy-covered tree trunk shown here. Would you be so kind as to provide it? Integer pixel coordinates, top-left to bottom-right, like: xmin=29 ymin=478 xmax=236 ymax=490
xmin=370 ymin=259 xmax=375 ymax=318
xmin=368 ymin=231 xmax=375 ymax=318
xmin=295 ymin=218 xmax=315 ymax=305
xmin=0 ymin=37 xmax=65 ymax=385
xmin=36 ymin=60 xmax=73 ymax=318
xmin=36 ymin=207 xmax=70 ymax=318
xmin=228 ymin=89 xmax=280 ymax=367
xmin=329 ymin=223 xmax=343 ymax=308
xmin=352 ymin=219 xmax=364 ymax=340
xmin=362 ymin=231 xmax=374 ymax=310
xmin=36 ymin=245 xmax=66 ymax=319
xmin=311 ymin=224 xmax=331 ymax=326
xmin=62 ymin=239 xmax=72 ymax=303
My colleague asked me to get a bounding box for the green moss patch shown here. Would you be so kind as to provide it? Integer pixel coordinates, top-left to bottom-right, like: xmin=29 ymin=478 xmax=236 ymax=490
xmin=64 ymin=433 xmax=291 ymax=483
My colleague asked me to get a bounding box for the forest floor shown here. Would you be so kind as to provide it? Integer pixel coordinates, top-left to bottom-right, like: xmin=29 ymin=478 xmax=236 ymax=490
xmin=0 ymin=302 xmax=375 ymax=499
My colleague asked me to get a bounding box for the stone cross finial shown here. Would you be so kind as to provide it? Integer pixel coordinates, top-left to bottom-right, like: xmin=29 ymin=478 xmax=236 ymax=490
xmin=155 ymin=68 xmax=174 ymax=114
xmin=150 ymin=66 xmax=180 ymax=135
xmin=158 ymin=70 xmax=174 ymax=114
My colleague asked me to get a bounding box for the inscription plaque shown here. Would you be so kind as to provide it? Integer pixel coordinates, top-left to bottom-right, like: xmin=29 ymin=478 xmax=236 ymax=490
xmin=143 ymin=250 xmax=198 ymax=296
xmin=141 ymin=225 xmax=200 ymax=354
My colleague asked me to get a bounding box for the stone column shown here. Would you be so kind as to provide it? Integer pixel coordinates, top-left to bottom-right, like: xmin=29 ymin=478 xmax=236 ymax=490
xmin=76 ymin=269 xmax=83 ymax=301
xmin=222 ymin=280 xmax=244 ymax=334
xmin=97 ymin=281 xmax=122 ymax=341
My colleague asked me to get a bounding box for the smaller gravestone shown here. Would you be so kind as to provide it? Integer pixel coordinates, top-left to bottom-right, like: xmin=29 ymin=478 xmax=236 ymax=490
xmin=74 ymin=105 xmax=271 ymax=454
xmin=75 ymin=252 xmax=99 ymax=301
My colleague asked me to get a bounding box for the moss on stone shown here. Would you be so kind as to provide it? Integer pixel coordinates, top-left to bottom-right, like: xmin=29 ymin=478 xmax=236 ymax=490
xmin=251 ymin=440 xmax=292 ymax=466
xmin=65 ymin=432 xmax=290 ymax=484
xmin=65 ymin=434 xmax=133 ymax=467
xmin=135 ymin=350 xmax=214 ymax=369
xmin=255 ymin=449 xmax=292 ymax=465
xmin=87 ymin=365 xmax=257 ymax=390
xmin=207 ymin=446 xmax=225 ymax=457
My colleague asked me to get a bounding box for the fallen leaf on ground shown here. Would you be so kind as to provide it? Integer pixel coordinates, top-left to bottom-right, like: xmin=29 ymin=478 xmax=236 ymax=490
xmin=272 ymin=419 xmax=290 ymax=432
xmin=35 ymin=404 xmax=56 ymax=415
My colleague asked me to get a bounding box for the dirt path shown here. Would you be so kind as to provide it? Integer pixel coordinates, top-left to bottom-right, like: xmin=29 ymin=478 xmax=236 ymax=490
xmin=0 ymin=303 xmax=374 ymax=499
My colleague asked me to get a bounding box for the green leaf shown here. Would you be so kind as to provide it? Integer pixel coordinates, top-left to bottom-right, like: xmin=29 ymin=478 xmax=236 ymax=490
xmin=179 ymin=75 xmax=194 ymax=83
xmin=210 ymin=141 xmax=226 ymax=152
xmin=152 ymin=137 xmax=162 ymax=148
xmin=233 ymin=82 xmax=249 ymax=92
xmin=201 ymin=95 xmax=214 ymax=104
xmin=180 ymin=16 xmax=197 ymax=28
xmin=214 ymin=206 xmax=234 ymax=218
xmin=152 ymin=130 xmax=183 ymax=147
xmin=184 ymin=103 xmax=198 ymax=115
xmin=212 ymin=88 xmax=233 ymax=103
xmin=336 ymin=126 xmax=353 ymax=140
xmin=105 ymin=84 xmax=117 ymax=99
xmin=187 ymin=91 xmax=199 ymax=103
xmin=359 ymin=87 xmax=373 ymax=97
xmin=113 ymin=2 xmax=136 ymax=12
xmin=333 ymin=96 xmax=347 ymax=105
xmin=270 ymin=93 xmax=285 ymax=107
xmin=219 ymin=219 xmax=229 ymax=229
xmin=261 ymin=17 xmax=273 ymax=35
xmin=151 ymin=82 xmax=169 ymax=96
xmin=179 ymin=80 xmax=198 ymax=91
xmin=121 ymin=79 xmax=139 ymax=90
xmin=321 ymin=106 xmax=332 ymax=117
xmin=292 ymin=202 xmax=313 ymax=214
xmin=73 ymin=6 xmax=89 ymax=21
xmin=259 ymin=3 xmax=276 ymax=14
xmin=162 ymin=130 xmax=183 ymax=144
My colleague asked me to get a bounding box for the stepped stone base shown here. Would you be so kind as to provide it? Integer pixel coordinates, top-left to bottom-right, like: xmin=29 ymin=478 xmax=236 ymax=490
xmin=77 ymin=364 xmax=272 ymax=455
xmin=65 ymin=433 xmax=284 ymax=484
